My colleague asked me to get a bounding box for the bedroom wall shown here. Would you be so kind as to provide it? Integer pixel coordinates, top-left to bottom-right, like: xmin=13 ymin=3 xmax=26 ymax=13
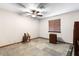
xmin=0 ymin=9 xmax=39 ymax=47
xmin=0 ymin=8 xmax=79 ymax=47
xmin=40 ymin=10 xmax=79 ymax=43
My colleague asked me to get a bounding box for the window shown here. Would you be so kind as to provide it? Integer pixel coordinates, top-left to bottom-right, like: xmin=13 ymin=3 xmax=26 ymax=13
xmin=49 ymin=19 xmax=61 ymax=33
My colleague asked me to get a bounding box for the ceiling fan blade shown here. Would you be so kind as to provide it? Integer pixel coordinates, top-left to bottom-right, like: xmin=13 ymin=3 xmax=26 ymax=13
xmin=18 ymin=11 xmax=32 ymax=15
xmin=22 ymin=12 xmax=32 ymax=16
xmin=16 ymin=3 xmax=26 ymax=8
xmin=37 ymin=14 xmax=43 ymax=17
xmin=22 ymin=9 xmax=31 ymax=13
xmin=37 ymin=3 xmax=48 ymax=9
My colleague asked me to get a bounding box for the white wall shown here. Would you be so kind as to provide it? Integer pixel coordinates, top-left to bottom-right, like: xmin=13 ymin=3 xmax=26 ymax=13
xmin=0 ymin=9 xmax=39 ymax=47
xmin=40 ymin=11 xmax=79 ymax=43
xmin=0 ymin=9 xmax=79 ymax=47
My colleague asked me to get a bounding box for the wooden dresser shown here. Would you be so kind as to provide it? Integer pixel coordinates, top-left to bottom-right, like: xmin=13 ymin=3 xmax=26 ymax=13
xmin=49 ymin=34 xmax=57 ymax=44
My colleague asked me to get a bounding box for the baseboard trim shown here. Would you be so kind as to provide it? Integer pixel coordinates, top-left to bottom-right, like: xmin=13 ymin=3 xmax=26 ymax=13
xmin=39 ymin=37 xmax=72 ymax=44
xmin=0 ymin=41 xmax=21 ymax=48
xmin=38 ymin=37 xmax=49 ymax=40
xmin=0 ymin=37 xmax=40 ymax=48
xmin=58 ymin=40 xmax=72 ymax=44
xmin=0 ymin=37 xmax=72 ymax=48
xmin=31 ymin=37 xmax=40 ymax=40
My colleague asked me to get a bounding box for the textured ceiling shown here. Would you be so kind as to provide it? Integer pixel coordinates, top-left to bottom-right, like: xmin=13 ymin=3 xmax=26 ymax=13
xmin=0 ymin=3 xmax=79 ymax=18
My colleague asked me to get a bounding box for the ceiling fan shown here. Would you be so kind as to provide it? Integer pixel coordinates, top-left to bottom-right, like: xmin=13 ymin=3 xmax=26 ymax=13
xmin=16 ymin=3 xmax=46 ymax=17
xmin=22 ymin=9 xmax=43 ymax=17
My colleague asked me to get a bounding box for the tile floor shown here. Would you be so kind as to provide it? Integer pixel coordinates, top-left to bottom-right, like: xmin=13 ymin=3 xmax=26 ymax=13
xmin=0 ymin=38 xmax=71 ymax=56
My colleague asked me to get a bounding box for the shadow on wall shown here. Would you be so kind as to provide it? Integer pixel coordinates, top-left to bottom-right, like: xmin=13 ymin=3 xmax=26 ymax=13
xmin=57 ymin=37 xmax=65 ymax=43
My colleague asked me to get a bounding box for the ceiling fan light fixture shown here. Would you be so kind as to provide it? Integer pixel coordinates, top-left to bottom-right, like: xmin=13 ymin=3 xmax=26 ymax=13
xmin=32 ymin=14 xmax=36 ymax=17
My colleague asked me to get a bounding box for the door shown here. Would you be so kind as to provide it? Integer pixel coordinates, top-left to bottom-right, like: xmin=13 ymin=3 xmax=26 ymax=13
xmin=73 ymin=22 xmax=79 ymax=56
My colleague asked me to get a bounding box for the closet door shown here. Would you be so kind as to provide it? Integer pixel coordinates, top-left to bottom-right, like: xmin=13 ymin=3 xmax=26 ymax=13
xmin=74 ymin=22 xmax=79 ymax=56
